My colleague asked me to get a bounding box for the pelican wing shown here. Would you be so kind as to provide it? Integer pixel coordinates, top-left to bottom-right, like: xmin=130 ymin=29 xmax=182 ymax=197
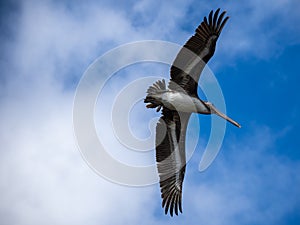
xmin=169 ymin=8 xmax=229 ymax=96
xmin=156 ymin=109 xmax=191 ymax=216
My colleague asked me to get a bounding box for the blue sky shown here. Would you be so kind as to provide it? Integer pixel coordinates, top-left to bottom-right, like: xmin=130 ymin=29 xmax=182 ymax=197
xmin=1 ymin=0 xmax=300 ymax=224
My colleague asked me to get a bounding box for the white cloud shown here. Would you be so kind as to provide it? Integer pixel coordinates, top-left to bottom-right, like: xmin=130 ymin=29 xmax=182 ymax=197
xmin=216 ymin=0 xmax=300 ymax=61
xmin=0 ymin=1 xmax=159 ymax=224
xmin=1 ymin=1 xmax=299 ymax=224
xmin=0 ymin=65 xmax=159 ymax=224
xmin=182 ymin=126 xmax=300 ymax=225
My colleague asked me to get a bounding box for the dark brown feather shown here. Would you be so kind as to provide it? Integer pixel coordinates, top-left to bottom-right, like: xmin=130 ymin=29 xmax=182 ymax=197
xmin=156 ymin=109 xmax=190 ymax=216
xmin=208 ymin=10 xmax=213 ymax=30
xmin=212 ymin=8 xmax=220 ymax=30
xmin=169 ymin=8 xmax=229 ymax=96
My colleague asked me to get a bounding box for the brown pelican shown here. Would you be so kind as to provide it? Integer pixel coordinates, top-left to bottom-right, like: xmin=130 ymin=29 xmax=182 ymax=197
xmin=144 ymin=9 xmax=241 ymax=216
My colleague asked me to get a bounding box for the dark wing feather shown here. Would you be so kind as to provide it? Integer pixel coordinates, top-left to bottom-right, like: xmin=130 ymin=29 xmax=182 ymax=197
xmin=169 ymin=8 xmax=229 ymax=96
xmin=156 ymin=108 xmax=191 ymax=216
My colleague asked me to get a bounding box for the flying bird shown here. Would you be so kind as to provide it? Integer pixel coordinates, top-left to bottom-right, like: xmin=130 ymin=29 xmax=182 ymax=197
xmin=144 ymin=9 xmax=241 ymax=216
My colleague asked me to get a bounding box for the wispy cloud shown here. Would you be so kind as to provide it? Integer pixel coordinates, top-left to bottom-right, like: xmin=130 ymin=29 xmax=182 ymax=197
xmin=216 ymin=0 xmax=300 ymax=60
xmin=182 ymin=126 xmax=300 ymax=224
xmin=0 ymin=0 xmax=299 ymax=224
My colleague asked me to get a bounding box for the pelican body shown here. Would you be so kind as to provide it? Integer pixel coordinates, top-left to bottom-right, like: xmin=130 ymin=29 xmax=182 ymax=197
xmin=147 ymin=83 xmax=209 ymax=113
xmin=145 ymin=79 xmax=241 ymax=127
xmin=144 ymin=8 xmax=241 ymax=217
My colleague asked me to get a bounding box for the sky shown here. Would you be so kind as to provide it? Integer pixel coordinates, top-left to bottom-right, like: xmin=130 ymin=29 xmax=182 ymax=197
xmin=1 ymin=0 xmax=300 ymax=224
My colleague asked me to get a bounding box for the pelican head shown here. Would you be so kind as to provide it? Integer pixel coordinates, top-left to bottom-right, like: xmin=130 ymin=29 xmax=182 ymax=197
xmin=205 ymin=102 xmax=241 ymax=128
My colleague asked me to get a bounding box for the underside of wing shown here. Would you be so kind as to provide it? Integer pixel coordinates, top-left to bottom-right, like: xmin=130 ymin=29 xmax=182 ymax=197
xmin=156 ymin=109 xmax=191 ymax=216
xmin=169 ymin=8 xmax=229 ymax=96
